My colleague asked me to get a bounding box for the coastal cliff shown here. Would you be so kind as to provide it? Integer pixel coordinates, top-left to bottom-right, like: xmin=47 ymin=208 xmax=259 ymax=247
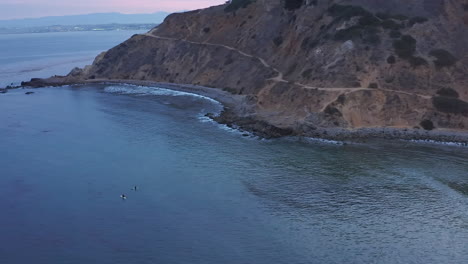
xmin=24 ymin=0 xmax=468 ymax=140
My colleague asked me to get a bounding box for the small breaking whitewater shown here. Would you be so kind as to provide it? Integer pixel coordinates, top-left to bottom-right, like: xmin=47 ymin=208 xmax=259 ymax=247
xmin=103 ymin=84 xmax=222 ymax=106
xmin=103 ymin=84 xmax=260 ymax=139
xmin=197 ymin=112 xmax=259 ymax=139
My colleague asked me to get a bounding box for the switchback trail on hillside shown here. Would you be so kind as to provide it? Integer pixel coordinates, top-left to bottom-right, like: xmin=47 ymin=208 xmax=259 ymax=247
xmin=141 ymin=33 xmax=431 ymax=100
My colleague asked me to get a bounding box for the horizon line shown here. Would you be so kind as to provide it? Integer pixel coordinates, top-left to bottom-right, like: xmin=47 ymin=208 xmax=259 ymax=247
xmin=0 ymin=11 xmax=184 ymax=22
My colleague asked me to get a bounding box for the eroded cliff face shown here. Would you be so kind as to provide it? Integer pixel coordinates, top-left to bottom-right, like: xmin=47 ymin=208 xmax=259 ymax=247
xmin=69 ymin=0 xmax=468 ymax=133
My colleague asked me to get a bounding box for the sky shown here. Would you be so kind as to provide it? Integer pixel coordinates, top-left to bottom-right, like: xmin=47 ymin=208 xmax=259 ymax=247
xmin=0 ymin=0 xmax=226 ymax=20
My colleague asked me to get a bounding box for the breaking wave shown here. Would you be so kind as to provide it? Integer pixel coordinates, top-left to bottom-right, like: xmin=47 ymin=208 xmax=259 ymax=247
xmin=103 ymin=84 xmax=222 ymax=106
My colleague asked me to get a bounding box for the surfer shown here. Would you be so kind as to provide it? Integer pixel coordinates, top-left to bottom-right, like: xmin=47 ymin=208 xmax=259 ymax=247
xmin=120 ymin=194 xmax=127 ymax=200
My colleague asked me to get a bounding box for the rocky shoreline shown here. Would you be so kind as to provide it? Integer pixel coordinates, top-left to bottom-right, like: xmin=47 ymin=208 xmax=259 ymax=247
xmin=15 ymin=77 xmax=468 ymax=146
xmin=212 ymin=109 xmax=468 ymax=146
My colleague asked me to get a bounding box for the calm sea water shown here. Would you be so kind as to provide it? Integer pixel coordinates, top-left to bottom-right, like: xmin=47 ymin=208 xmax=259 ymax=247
xmin=0 ymin=30 xmax=146 ymax=87
xmin=1 ymin=32 xmax=468 ymax=264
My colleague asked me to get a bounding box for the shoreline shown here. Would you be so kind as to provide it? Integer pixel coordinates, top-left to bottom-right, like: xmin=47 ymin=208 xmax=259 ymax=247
xmin=16 ymin=78 xmax=468 ymax=146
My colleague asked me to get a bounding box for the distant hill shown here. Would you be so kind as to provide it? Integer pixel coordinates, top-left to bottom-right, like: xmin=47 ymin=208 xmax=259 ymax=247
xmin=0 ymin=24 xmax=158 ymax=34
xmin=0 ymin=12 xmax=170 ymax=28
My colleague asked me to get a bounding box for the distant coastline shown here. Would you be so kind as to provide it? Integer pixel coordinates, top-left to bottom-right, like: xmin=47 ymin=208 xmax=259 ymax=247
xmin=0 ymin=23 xmax=157 ymax=34
xmin=0 ymin=11 xmax=169 ymax=34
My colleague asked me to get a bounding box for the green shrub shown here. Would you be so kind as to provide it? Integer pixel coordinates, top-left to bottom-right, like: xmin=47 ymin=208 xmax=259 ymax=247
xmin=432 ymin=96 xmax=468 ymax=115
xmin=429 ymin=49 xmax=457 ymax=68
xmin=392 ymin=35 xmax=429 ymax=67
xmin=334 ymin=25 xmax=380 ymax=44
xmin=301 ymin=37 xmax=311 ymax=49
xmin=409 ymin=56 xmax=428 ymax=67
xmin=393 ymin=35 xmax=416 ymax=59
xmin=327 ymin=4 xmax=372 ymax=20
xmin=387 ymin=55 xmax=396 ymax=64
xmin=376 ymin=12 xmax=390 ymax=20
xmin=392 ymin=14 xmax=409 ymax=21
xmin=273 ymin=36 xmax=283 ymax=46
xmin=362 ymin=27 xmax=381 ymax=44
xmin=420 ymin=120 xmax=435 ymax=130
xmin=301 ymin=36 xmax=320 ymax=50
xmin=409 ymin=16 xmax=428 ymax=27
xmin=358 ymin=15 xmax=381 ymax=27
xmin=222 ymin=87 xmax=238 ymax=94
xmin=328 ymin=5 xmax=381 ymax=44
xmin=381 ymin=19 xmax=403 ymax=30
xmin=284 ymin=0 xmax=304 ymax=10
xmin=225 ymin=0 xmax=254 ymax=12
xmin=436 ymin=88 xmax=459 ymax=98
xmin=301 ymin=69 xmax=313 ymax=78
xmin=336 ymin=94 xmax=346 ymax=104
xmin=389 ymin=30 xmax=402 ymax=38
xmin=286 ymin=63 xmax=298 ymax=75
xmin=324 ymin=105 xmax=343 ymax=116
xmin=376 ymin=12 xmax=408 ymax=21
xmin=334 ymin=26 xmax=362 ymax=41
xmin=224 ymin=56 xmax=234 ymax=65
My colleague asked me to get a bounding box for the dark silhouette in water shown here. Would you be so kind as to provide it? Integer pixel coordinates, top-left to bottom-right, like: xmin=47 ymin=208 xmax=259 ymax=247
xmin=132 ymin=186 xmax=138 ymax=191
xmin=120 ymin=194 xmax=127 ymax=200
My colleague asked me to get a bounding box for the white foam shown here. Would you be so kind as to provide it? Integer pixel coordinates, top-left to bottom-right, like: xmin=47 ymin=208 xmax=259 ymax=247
xmin=405 ymin=139 xmax=468 ymax=147
xmin=303 ymin=137 xmax=346 ymax=145
xmin=197 ymin=113 xmax=215 ymax=123
xmin=103 ymin=84 xmax=222 ymax=106
xmin=196 ymin=113 xmax=258 ymax=138
xmin=198 ymin=113 xmax=345 ymax=144
xmin=276 ymin=136 xmax=346 ymax=146
xmin=103 ymin=84 xmax=262 ymax=137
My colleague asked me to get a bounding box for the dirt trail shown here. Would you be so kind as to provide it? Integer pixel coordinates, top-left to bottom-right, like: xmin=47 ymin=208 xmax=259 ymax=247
xmin=141 ymin=33 xmax=431 ymax=100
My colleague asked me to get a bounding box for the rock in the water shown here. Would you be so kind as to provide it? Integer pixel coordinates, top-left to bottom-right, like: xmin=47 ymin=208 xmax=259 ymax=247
xmin=25 ymin=91 xmax=35 ymax=95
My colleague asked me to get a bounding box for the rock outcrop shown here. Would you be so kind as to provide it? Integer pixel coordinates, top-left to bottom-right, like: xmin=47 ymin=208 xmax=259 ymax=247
xmin=30 ymin=0 xmax=468 ymax=137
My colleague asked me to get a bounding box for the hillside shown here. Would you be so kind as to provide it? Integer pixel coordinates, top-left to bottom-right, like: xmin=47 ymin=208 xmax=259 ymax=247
xmin=24 ymin=0 xmax=468 ymax=140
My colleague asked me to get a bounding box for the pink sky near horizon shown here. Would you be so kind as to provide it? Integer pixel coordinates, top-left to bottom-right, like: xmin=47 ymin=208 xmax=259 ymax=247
xmin=0 ymin=0 xmax=226 ymax=20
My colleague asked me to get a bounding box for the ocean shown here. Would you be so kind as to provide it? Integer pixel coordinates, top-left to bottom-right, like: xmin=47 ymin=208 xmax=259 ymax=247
xmin=1 ymin=31 xmax=468 ymax=264
xmin=0 ymin=31 xmax=146 ymax=87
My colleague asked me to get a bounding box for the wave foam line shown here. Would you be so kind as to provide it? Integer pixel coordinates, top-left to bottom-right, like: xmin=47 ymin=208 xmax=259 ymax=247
xmin=197 ymin=113 xmax=258 ymax=138
xmin=103 ymin=84 xmax=222 ymax=106
xmin=405 ymin=139 xmax=468 ymax=147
